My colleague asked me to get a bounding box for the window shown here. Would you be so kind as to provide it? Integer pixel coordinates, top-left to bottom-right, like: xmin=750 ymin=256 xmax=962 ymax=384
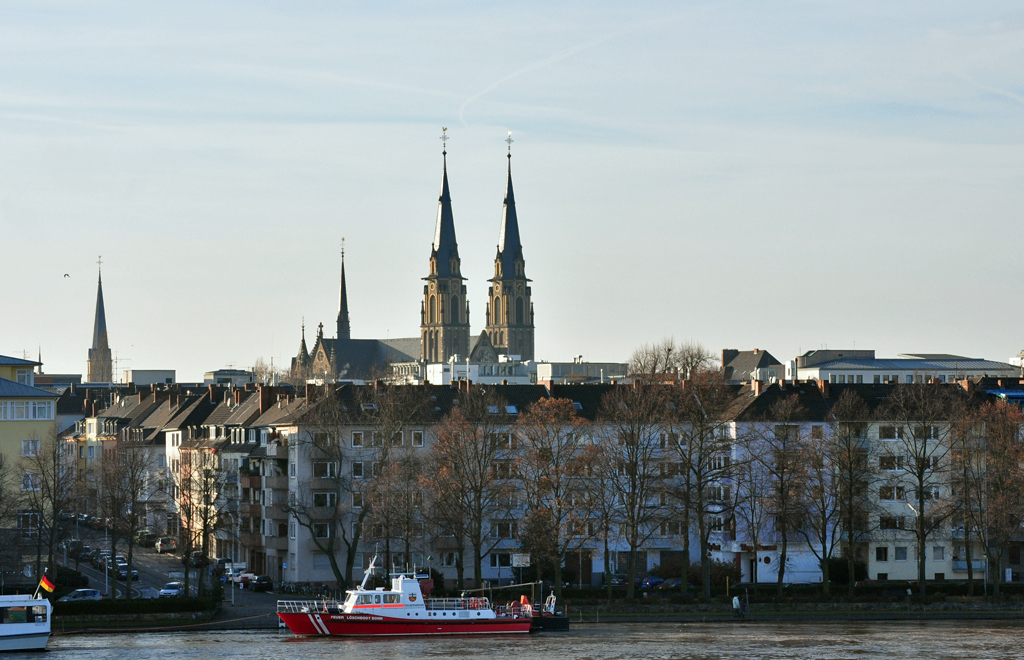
xmin=933 ymin=546 xmax=945 ymax=561
xmin=441 ymin=552 xmax=459 ymax=567
xmin=880 ymin=455 xmax=903 ymax=471
xmin=289 ymin=522 xmax=297 ymax=539
xmin=371 ymin=432 xmax=383 ymax=447
xmin=492 ymin=521 xmax=517 ymax=538
xmin=21 ymin=439 xmax=39 ymax=457
xmin=710 ymin=455 xmax=731 ymax=471
xmin=876 ymin=547 xmax=888 ymax=562
xmin=313 ymin=462 xmax=337 ymax=478
xmin=313 ymin=492 xmax=337 ymax=507
xmin=289 ymin=462 xmax=296 ymax=478
xmin=352 ymin=492 xmax=363 ymax=508
xmin=709 ymin=485 xmax=731 ymax=502
xmin=18 ymin=511 xmax=39 ymax=539
xmin=78 ymin=446 xmax=84 ymax=459
xmin=879 ymin=486 xmax=904 ymax=501
xmin=916 ymin=486 xmax=940 ymax=500
xmin=661 ymin=520 xmax=684 ymax=535
xmin=894 ymin=547 xmax=908 ymax=561
xmin=412 ymin=521 xmax=425 ymax=536
xmin=411 ymin=431 xmax=424 ymax=447
xmin=490 ymin=433 xmax=516 ymax=450
xmin=856 ymin=375 xmax=863 ymax=384
xmin=879 ymin=426 xmax=903 ymax=440
xmin=490 ymin=553 xmax=511 ymax=568
xmin=880 ymin=516 xmax=905 ymax=530
xmin=352 ymin=462 xmax=364 ymax=478
xmin=873 ymin=375 xmax=881 ymax=384
xmin=390 ymin=432 xmax=403 ymax=447
xmin=21 ymin=473 xmax=40 ymax=491
xmin=313 ymin=523 xmax=331 ymax=538
xmin=412 ymin=491 xmax=423 ymax=507
xmin=32 ymin=401 xmax=53 ymax=420
xmin=352 ymin=431 xmax=364 ymax=447
xmin=810 ymin=426 xmax=823 ymax=440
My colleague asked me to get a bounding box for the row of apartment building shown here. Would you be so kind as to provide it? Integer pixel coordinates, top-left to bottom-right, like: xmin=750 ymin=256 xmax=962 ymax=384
xmin=41 ymin=372 xmax=1024 ymax=590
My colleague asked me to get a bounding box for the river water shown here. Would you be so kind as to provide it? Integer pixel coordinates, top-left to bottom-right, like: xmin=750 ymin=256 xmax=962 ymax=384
xmin=36 ymin=621 xmax=1024 ymax=659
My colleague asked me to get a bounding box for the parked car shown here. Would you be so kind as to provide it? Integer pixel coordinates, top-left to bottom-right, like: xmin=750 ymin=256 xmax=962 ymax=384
xmin=159 ymin=582 xmax=185 ymax=598
xmin=640 ymin=576 xmax=665 ymax=590
xmin=232 ymin=571 xmax=256 ymax=586
xmin=188 ymin=551 xmax=210 ymax=567
xmin=251 ymin=575 xmax=273 ymax=592
xmin=135 ymin=531 xmax=158 ymax=547
xmin=155 ymin=537 xmax=177 ymax=554
xmin=58 ymin=588 xmax=103 ymax=602
xmin=655 ymin=577 xmax=687 ymax=591
xmin=117 ymin=565 xmax=138 ymax=582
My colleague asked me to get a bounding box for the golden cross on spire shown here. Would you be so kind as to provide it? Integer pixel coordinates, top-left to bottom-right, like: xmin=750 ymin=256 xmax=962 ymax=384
xmin=440 ymin=127 xmax=449 ymax=153
xmin=506 ymin=130 xmax=513 ymax=155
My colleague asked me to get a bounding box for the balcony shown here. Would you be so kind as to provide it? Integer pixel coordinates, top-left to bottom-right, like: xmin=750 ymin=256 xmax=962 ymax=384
xmin=264 ymin=536 xmax=289 ymax=551
xmin=264 ymin=476 xmax=288 ymax=490
xmin=240 ymin=474 xmax=261 ymax=490
xmin=952 ymin=559 xmax=986 ymax=572
xmin=240 ymin=502 xmax=262 ymax=517
xmin=263 ymin=504 xmax=288 ymax=520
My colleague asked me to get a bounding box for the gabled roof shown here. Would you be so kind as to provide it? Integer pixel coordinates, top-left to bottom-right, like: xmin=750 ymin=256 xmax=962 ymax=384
xmin=548 ymin=384 xmax=618 ymax=420
xmin=723 ymin=349 xmax=782 ymax=382
xmin=0 ymin=377 xmax=58 ymax=399
xmin=0 ymin=355 xmax=40 ymax=367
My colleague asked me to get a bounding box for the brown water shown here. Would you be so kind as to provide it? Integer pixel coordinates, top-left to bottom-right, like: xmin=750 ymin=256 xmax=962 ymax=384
xmin=40 ymin=621 xmax=1024 ymax=659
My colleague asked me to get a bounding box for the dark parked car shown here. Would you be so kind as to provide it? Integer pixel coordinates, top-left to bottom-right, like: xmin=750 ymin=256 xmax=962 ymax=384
xmin=135 ymin=531 xmax=158 ymax=547
xmin=187 ymin=551 xmax=210 ymax=567
xmin=656 ymin=577 xmax=687 ymax=591
xmin=640 ymin=576 xmax=665 ymax=590
xmin=251 ymin=575 xmax=273 ymax=593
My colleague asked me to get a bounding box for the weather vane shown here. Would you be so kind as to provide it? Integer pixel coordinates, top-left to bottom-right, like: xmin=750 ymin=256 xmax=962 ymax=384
xmin=341 ymin=237 xmax=345 ymax=260
xmin=506 ymin=130 xmax=513 ymax=156
xmin=440 ymin=127 xmax=449 ymax=153
xmin=97 ymin=255 xmax=102 ymax=271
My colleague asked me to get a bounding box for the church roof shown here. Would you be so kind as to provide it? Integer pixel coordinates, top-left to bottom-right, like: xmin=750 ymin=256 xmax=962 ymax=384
xmin=497 ymin=154 xmax=523 ymax=276
xmin=431 ymin=152 xmax=460 ymax=278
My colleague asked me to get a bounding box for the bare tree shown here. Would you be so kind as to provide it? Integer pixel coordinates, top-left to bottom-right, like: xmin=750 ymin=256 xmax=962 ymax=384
xmin=733 ymin=434 xmax=773 ymax=586
xmin=630 ymin=339 xmax=718 ymax=383
xmin=666 ymin=370 xmax=735 ymax=600
xmin=750 ymin=394 xmax=809 ymax=596
xmin=878 ymin=383 xmax=958 ymax=596
xmin=514 ymin=397 xmax=599 ymax=598
xmin=598 ymin=384 xmax=669 ymax=600
xmin=827 ymin=389 xmax=875 ymax=597
xmin=19 ymin=428 xmax=75 ymax=583
xmin=955 ymin=400 xmax=1024 ymax=596
xmin=100 ymin=439 xmax=157 ymax=598
xmin=422 ymin=387 xmax=516 ymax=589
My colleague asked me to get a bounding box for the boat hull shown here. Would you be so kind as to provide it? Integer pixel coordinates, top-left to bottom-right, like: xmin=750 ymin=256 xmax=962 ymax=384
xmin=278 ymin=611 xmax=532 ymax=637
xmin=0 ymin=631 xmax=51 ymax=651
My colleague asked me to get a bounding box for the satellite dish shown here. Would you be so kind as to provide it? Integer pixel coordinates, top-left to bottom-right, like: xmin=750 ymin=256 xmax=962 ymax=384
xmin=23 ymin=565 xmax=32 ymax=577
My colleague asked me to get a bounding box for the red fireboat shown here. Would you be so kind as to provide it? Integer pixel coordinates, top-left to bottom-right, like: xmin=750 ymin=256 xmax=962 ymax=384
xmin=277 ymin=558 xmax=533 ymax=637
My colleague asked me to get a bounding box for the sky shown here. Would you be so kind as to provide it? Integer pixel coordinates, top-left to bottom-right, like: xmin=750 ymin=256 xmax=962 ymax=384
xmin=1 ymin=1 xmax=1022 ymax=382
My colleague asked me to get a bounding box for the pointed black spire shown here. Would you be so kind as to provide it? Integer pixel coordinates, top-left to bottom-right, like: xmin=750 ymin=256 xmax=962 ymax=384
xmin=337 ymin=242 xmax=351 ymax=341
xmin=87 ymin=259 xmax=112 ymax=382
xmin=298 ymin=319 xmax=310 ymax=362
xmin=497 ymin=145 xmax=523 ymax=276
xmin=431 ymin=130 xmax=459 ymax=277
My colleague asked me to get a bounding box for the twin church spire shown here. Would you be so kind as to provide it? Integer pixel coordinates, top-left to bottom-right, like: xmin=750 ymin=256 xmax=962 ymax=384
xmin=420 ymin=130 xmax=534 ymax=363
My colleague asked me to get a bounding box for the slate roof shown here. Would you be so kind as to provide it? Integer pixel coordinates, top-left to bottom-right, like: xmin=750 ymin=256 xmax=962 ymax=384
xmin=496 ymin=156 xmax=523 ymax=276
xmin=0 ymin=355 xmax=40 ymax=367
xmin=0 ymin=377 xmax=57 ymax=399
xmin=723 ymin=349 xmax=782 ymax=382
xmin=431 ymin=154 xmax=461 ymax=278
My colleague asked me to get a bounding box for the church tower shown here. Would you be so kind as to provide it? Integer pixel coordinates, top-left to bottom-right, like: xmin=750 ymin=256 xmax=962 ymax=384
xmin=420 ymin=131 xmax=470 ymax=363
xmin=485 ymin=136 xmax=534 ymax=360
xmin=87 ymin=260 xmax=113 ymax=382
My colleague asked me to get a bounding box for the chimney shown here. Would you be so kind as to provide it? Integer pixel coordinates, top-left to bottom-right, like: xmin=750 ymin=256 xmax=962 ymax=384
xmin=817 ymin=379 xmax=829 ymax=398
xmin=501 ymin=379 xmax=508 ymax=386
xmin=752 ymin=380 xmax=763 ymax=396
xmin=259 ymin=385 xmax=273 ymax=415
xmin=305 ymin=383 xmax=314 ymax=402
xmin=208 ymin=384 xmax=217 ymax=401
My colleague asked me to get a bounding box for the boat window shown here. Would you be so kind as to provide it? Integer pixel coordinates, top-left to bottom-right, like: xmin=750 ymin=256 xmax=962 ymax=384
xmin=358 ymin=595 xmax=373 ymax=605
xmin=32 ymin=606 xmax=47 ymax=623
xmin=374 ymin=595 xmax=381 ymax=604
xmin=383 ymin=594 xmax=401 ymax=604
xmin=0 ymin=607 xmax=28 ymax=624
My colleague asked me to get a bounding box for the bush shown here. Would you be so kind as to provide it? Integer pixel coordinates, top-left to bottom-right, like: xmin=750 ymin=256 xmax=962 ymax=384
xmin=54 ymin=595 xmax=219 ymax=617
xmin=688 ymin=560 xmax=741 ymax=587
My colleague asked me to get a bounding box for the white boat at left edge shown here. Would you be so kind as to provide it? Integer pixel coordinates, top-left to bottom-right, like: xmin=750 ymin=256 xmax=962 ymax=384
xmin=0 ymin=593 xmax=51 ymax=651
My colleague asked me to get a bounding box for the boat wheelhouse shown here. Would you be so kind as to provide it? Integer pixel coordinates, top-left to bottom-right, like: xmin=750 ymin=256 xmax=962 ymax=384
xmin=0 ymin=594 xmax=51 ymax=651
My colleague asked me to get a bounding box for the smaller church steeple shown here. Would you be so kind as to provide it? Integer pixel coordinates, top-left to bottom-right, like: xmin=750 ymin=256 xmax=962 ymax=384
xmin=337 ymin=239 xmax=351 ymax=341
xmin=87 ymin=257 xmax=113 ymax=382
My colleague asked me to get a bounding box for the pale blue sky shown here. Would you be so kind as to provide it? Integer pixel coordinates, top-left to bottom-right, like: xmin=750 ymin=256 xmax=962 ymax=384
xmin=2 ymin=2 xmax=1022 ymax=380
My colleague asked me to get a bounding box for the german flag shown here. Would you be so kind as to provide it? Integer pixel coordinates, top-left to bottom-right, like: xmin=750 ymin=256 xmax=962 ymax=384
xmin=39 ymin=576 xmax=55 ymax=593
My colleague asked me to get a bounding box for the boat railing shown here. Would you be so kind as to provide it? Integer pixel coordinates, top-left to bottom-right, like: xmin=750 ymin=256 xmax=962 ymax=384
xmin=424 ymin=597 xmax=492 ymax=611
xmin=278 ymin=599 xmax=342 ymax=614
xmin=494 ymin=603 xmax=531 ymax=619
